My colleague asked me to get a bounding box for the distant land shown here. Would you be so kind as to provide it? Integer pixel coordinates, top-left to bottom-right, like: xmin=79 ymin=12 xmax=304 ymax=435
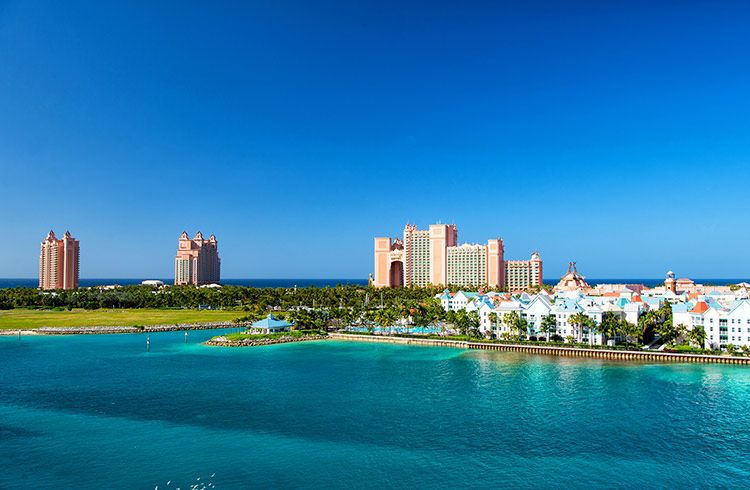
xmin=2 ymin=278 xmax=750 ymax=290
xmin=0 ymin=278 xmax=370 ymax=289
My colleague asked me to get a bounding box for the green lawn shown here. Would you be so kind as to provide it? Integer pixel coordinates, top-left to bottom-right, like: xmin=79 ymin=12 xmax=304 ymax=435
xmin=0 ymin=308 xmax=241 ymax=329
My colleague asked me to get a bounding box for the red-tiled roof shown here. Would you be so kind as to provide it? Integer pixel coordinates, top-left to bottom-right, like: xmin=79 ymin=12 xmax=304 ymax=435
xmin=690 ymin=301 xmax=709 ymax=314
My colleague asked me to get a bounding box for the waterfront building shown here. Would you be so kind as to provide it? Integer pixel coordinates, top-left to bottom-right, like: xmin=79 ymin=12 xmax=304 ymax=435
xmin=39 ymin=230 xmax=79 ymax=290
xmin=374 ymin=222 xmax=541 ymax=289
xmin=174 ymin=231 xmax=221 ymax=285
xmin=524 ymin=294 xmax=554 ymax=332
xmin=435 ymin=270 xmax=750 ymax=350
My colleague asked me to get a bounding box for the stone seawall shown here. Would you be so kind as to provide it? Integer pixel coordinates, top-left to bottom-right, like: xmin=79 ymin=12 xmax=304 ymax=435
xmin=205 ymin=335 xmax=329 ymax=347
xmin=32 ymin=321 xmax=233 ymax=335
xmin=329 ymin=334 xmax=750 ymax=365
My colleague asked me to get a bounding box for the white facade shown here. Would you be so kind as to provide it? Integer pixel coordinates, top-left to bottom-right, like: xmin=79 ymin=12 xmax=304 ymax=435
xmin=435 ymin=286 xmax=750 ymax=349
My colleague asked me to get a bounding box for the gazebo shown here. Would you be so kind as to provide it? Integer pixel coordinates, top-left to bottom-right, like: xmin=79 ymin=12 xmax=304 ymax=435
xmin=248 ymin=314 xmax=293 ymax=334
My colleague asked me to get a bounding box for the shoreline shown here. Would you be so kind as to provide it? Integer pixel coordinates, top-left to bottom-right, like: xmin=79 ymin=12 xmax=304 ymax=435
xmin=329 ymin=333 xmax=750 ymax=365
xmin=205 ymin=334 xmax=329 ymax=347
xmin=0 ymin=321 xmax=233 ymax=336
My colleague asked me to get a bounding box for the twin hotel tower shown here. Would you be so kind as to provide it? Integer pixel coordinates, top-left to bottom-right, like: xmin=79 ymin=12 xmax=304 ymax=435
xmin=38 ymin=230 xmax=221 ymax=290
xmin=38 ymin=222 xmax=541 ymax=291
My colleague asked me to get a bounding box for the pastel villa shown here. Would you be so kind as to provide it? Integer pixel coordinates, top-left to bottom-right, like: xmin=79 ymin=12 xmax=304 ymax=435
xmin=436 ymin=267 xmax=750 ymax=350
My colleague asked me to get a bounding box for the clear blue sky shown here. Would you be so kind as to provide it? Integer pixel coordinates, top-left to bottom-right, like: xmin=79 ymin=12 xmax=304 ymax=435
xmin=1 ymin=1 xmax=749 ymax=280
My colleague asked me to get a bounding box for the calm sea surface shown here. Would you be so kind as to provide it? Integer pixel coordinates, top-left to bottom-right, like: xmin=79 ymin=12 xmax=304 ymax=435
xmin=0 ymin=278 xmax=369 ymax=288
xmin=1 ymin=278 xmax=749 ymax=289
xmin=1 ymin=331 xmax=749 ymax=488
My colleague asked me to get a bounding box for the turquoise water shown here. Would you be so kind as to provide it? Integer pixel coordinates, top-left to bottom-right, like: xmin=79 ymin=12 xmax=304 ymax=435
xmin=2 ymin=331 xmax=750 ymax=488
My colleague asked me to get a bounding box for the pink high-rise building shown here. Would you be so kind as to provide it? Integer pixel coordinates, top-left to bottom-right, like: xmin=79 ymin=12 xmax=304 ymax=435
xmin=39 ymin=230 xmax=80 ymax=290
xmin=505 ymin=251 xmax=543 ymax=291
xmin=374 ymin=222 xmax=542 ymax=289
xmin=174 ymin=231 xmax=221 ymax=285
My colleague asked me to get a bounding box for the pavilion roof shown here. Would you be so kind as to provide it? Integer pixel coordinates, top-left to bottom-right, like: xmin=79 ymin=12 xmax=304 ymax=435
xmin=251 ymin=314 xmax=292 ymax=328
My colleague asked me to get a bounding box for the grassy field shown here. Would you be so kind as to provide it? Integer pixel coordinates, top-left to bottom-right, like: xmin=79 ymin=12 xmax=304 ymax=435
xmin=0 ymin=308 xmax=241 ymax=329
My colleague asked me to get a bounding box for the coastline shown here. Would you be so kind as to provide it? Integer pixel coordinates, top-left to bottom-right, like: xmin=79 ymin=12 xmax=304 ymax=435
xmin=329 ymin=333 xmax=750 ymax=365
xmin=205 ymin=334 xmax=329 ymax=347
xmin=0 ymin=321 xmax=233 ymax=336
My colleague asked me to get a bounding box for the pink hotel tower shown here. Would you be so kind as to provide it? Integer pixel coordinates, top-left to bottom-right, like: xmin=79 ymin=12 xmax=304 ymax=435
xmin=174 ymin=231 xmax=221 ymax=285
xmin=39 ymin=230 xmax=80 ymax=290
xmin=374 ymin=223 xmax=542 ymax=289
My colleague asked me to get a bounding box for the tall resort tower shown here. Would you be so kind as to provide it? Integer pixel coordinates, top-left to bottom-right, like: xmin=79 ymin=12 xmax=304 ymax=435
xmin=374 ymin=222 xmax=542 ymax=289
xmin=39 ymin=230 xmax=80 ymax=290
xmin=174 ymin=231 xmax=221 ymax=285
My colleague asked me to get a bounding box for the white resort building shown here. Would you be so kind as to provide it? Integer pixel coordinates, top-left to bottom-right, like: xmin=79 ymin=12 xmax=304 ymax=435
xmin=435 ymin=269 xmax=750 ymax=350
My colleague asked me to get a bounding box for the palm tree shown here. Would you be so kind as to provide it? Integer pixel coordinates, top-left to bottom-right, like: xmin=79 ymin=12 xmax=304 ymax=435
xmin=621 ymin=319 xmax=639 ymax=347
xmin=540 ymin=314 xmax=557 ymax=342
xmin=688 ymin=325 xmax=706 ymax=349
xmin=586 ymin=317 xmax=599 ymax=346
xmin=503 ymin=311 xmax=520 ymax=339
xmin=445 ymin=310 xmax=457 ymax=336
xmin=599 ymin=312 xmax=621 ymax=345
xmin=467 ymin=311 xmax=480 ymax=340
xmin=398 ymin=305 xmax=412 ymax=335
xmin=488 ymin=312 xmax=499 ymax=339
xmin=517 ymin=318 xmax=529 ymax=341
xmin=638 ymin=310 xmax=660 ymax=345
xmin=455 ymin=310 xmax=470 ymax=339
xmin=383 ymin=308 xmax=398 ymax=335
xmin=656 ymin=320 xmax=681 ymax=345
xmin=568 ymin=312 xmax=589 ymax=344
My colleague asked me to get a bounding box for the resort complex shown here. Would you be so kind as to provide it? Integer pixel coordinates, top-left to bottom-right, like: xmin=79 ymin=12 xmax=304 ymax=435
xmin=174 ymin=231 xmax=221 ymax=286
xmin=39 ymin=230 xmax=79 ymax=290
xmin=374 ymin=222 xmax=542 ymax=289
xmin=436 ymin=268 xmax=750 ymax=350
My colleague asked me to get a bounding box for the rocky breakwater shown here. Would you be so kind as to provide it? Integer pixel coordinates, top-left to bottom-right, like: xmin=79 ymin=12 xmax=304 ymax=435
xmin=205 ymin=334 xmax=329 ymax=347
xmin=37 ymin=321 xmax=233 ymax=335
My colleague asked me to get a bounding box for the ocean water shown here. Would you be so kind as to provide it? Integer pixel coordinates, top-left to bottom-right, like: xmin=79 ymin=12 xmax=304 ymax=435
xmin=0 ymin=278 xmax=369 ymax=289
xmin=1 ymin=331 xmax=750 ymax=488
xmin=2 ymin=278 xmax=748 ymax=289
